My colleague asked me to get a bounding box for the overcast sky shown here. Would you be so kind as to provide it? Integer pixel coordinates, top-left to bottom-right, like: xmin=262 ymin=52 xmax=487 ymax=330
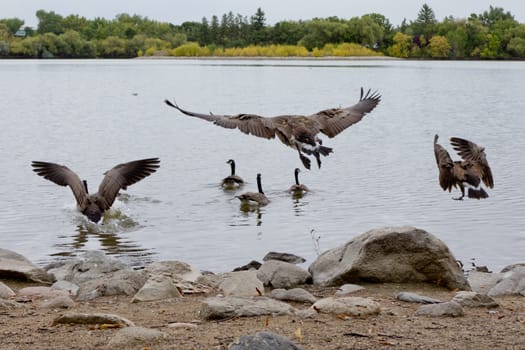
xmin=3 ymin=0 xmax=524 ymax=27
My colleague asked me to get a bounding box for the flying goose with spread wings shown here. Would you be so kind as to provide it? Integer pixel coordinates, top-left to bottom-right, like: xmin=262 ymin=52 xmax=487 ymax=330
xmin=434 ymin=135 xmax=493 ymax=200
xmin=165 ymin=88 xmax=380 ymax=169
xmin=32 ymin=158 xmax=160 ymax=222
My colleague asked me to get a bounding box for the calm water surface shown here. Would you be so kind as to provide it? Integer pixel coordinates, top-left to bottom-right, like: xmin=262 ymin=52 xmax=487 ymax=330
xmin=0 ymin=58 xmax=524 ymax=272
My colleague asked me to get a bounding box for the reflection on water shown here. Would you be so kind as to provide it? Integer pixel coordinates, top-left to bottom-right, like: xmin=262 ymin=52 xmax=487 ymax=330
xmin=51 ymin=204 xmax=155 ymax=263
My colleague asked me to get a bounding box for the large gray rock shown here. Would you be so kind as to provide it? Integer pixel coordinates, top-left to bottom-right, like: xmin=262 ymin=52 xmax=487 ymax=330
xmin=200 ymin=296 xmax=295 ymax=320
xmin=311 ymin=297 xmax=380 ymax=317
xmin=229 ymin=331 xmax=302 ymax=350
xmin=45 ymin=251 xmax=127 ymax=284
xmin=488 ymin=266 xmax=525 ymax=297
xmin=107 ymin=326 xmax=168 ymax=350
xmin=0 ymin=248 xmax=54 ymax=283
xmin=131 ymin=275 xmax=182 ymax=302
xmin=257 ymin=260 xmax=311 ymax=289
xmin=308 ymin=226 xmax=469 ymax=290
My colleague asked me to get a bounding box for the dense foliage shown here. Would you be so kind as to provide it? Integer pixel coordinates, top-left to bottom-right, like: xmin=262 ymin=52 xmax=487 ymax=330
xmin=0 ymin=5 xmax=523 ymax=59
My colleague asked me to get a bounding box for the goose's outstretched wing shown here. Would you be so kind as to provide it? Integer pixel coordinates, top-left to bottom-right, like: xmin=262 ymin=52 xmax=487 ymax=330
xmin=450 ymin=137 xmax=494 ymax=188
xmin=31 ymin=161 xmax=87 ymax=207
xmin=165 ymin=100 xmax=276 ymax=139
xmin=433 ymin=135 xmax=455 ymax=192
xmin=308 ymin=87 xmax=381 ymax=138
xmin=97 ymin=158 xmax=160 ymax=210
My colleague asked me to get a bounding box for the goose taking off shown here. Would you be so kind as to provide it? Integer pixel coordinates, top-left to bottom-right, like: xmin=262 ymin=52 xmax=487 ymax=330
xmin=165 ymin=87 xmax=381 ymax=170
xmin=434 ymin=135 xmax=493 ymax=200
xmin=236 ymin=173 xmax=269 ymax=206
xmin=32 ymin=158 xmax=160 ymax=222
xmin=289 ymin=168 xmax=309 ymax=193
xmin=222 ymin=159 xmax=244 ymax=188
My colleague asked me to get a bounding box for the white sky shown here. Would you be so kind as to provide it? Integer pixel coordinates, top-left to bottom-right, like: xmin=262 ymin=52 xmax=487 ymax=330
xmin=3 ymin=0 xmax=524 ymax=27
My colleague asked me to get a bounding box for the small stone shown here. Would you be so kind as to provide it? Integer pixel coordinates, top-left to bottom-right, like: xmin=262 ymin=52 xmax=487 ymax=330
xmin=415 ymin=301 xmax=464 ymax=317
xmin=270 ymin=288 xmax=317 ymax=304
xmin=263 ymin=252 xmax=306 ymax=264
xmin=312 ymin=297 xmax=380 ymax=316
xmin=335 ymin=284 xmax=365 ymax=296
xmin=396 ymin=292 xmax=442 ymax=304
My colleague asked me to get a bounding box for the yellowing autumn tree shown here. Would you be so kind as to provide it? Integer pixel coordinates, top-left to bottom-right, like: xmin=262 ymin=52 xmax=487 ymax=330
xmin=429 ymin=35 xmax=451 ymax=58
xmin=388 ymin=32 xmax=411 ymax=57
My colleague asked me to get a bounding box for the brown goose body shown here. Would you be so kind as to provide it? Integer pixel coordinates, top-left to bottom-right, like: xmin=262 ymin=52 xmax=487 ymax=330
xmin=434 ymin=135 xmax=493 ymax=200
xmin=288 ymin=168 xmax=309 ymax=193
xmin=32 ymin=158 xmax=160 ymax=222
xmin=165 ymin=87 xmax=380 ymax=169
xmin=221 ymin=159 xmax=244 ymax=188
xmin=237 ymin=173 xmax=269 ymax=206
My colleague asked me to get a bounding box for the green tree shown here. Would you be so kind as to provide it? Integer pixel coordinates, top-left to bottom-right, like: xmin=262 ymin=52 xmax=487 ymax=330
xmin=412 ymin=4 xmax=437 ymax=43
xmin=507 ymin=37 xmax=525 ymax=57
xmin=0 ymin=18 xmax=24 ymax=35
xmin=250 ymin=7 xmax=267 ymax=44
xmin=36 ymin=10 xmax=64 ymax=35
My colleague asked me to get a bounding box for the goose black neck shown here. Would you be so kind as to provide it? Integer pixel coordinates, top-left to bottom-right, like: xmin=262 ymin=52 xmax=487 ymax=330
xmin=294 ymin=169 xmax=300 ymax=185
xmin=230 ymin=160 xmax=236 ymax=176
xmin=83 ymin=180 xmax=89 ymax=194
xmin=257 ymin=174 xmax=264 ymax=194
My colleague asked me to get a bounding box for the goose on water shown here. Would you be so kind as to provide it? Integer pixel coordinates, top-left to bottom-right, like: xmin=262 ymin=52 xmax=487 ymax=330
xmin=222 ymin=159 xmax=244 ymax=188
xmin=32 ymin=158 xmax=160 ymax=222
xmin=288 ymin=168 xmax=309 ymax=194
xmin=236 ymin=173 xmax=269 ymax=206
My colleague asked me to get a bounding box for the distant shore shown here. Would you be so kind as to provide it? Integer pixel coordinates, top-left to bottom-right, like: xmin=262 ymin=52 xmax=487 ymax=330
xmin=134 ymin=55 xmax=400 ymax=61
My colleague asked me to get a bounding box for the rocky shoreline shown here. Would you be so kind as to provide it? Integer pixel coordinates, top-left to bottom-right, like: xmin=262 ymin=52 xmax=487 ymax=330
xmin=1 ymin=226 xmax=524 ymax=349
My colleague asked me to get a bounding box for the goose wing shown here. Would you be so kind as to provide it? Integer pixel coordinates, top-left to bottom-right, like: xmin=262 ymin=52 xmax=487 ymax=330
xmin=165 ymin=100 xmax=277 ymax=139
xmin=31 ymin=161 xmax=87 ymax=207
xmin=97 ymin=158 xmax=160 ymax=210
xmin=450 ymin=137 xmax=494 ymax=188
xmin=433 ymin=135 xmax=455 ymax=191
xmin=308 ymin=87 xmax=381 ymax=138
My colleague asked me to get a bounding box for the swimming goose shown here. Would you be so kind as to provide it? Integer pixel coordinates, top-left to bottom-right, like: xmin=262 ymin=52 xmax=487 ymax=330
xmin=165 ymin=87 xmax=380 ymax=170
xmin=32 ymin=158 xmax=160 ymax=222
xmin=434 ymin=135 xmax=493 ymax=200
xmin=236 ymin=173 xmax=269 ymax=206
xmin=289 ymin=168 xmax=309 ymax=193
xmin=222 ymin=159 xmax=244 ymax=188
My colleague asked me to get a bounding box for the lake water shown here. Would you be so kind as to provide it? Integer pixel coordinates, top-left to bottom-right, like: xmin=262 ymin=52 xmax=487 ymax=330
xmin=0 ymin=58 xmax=524 ymax=272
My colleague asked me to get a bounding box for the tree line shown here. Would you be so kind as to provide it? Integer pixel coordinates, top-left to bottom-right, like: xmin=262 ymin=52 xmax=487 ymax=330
xmin=0 ymin=5 xmax=524 ymax=59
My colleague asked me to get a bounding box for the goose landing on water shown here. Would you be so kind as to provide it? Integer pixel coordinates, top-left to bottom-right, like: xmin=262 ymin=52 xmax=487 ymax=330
xmin=289 ymin=168 xmax=309 ymax=194
xmin=236 ymin=173 xmax=269 ymax=206
xmin=222 ymin=159 xmax=244 ymax=188
xmin=434 ymin=135 xmax=493 ymax=200
xmin=165 ymin=87 xmax=381 ymax=170
xmin=32 ymin=158 xmax=160 ymax=222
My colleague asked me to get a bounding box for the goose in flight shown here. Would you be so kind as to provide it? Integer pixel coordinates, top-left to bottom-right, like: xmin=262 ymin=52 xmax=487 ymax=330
xmin=32 ymin=158 xmax=160 ymax=222
xmin=165 ymin=87 xmax=380 ymax=169
xmin=434 ymin=135 xmax=493 ymax=200
xmin=222 ymin=159 xmax=244 ymax=188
